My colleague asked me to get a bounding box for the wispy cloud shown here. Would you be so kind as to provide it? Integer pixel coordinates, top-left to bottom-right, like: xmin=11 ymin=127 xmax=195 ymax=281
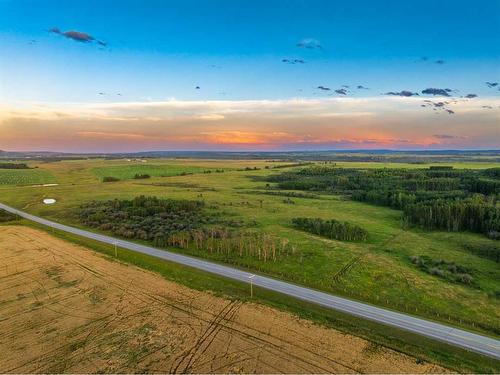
xmin=296 ymin=38 xmax=322 ymax=50
xmin=1 ymin=97 xmax=498 ymax=152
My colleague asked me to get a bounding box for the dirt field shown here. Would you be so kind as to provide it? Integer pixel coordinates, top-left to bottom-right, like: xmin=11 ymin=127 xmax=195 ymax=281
xmin=0 ymin=225 xmax=446 ymax=373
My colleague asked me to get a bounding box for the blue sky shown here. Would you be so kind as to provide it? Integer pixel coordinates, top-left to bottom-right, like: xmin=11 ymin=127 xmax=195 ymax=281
xmin=0 ymin=0 xmax=499 ymax=151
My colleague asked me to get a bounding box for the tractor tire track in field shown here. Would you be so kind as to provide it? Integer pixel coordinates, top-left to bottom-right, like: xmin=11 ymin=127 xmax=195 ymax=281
xmin=0 ymin=225 xmax=447 ymax=374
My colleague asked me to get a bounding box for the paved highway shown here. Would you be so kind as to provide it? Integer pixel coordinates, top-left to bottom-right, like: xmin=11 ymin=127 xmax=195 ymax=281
xmin=1 ymin=202 xmax=499 ymax=360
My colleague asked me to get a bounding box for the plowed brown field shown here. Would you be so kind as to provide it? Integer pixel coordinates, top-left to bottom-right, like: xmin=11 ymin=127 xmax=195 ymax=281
xmin=0 ymin=226 xmax=447 ymax=373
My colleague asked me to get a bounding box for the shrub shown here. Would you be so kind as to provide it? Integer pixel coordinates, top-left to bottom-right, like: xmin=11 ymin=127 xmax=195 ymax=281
xmin=133 ymin=174 xmax=150 ymax=179
xmin=409 ymin=255 xmax=475 ymax=286
xmin=102 ymin=176 xmax=120 ymax=182
xmin=0 ymin=209 xmax=19 ymax=222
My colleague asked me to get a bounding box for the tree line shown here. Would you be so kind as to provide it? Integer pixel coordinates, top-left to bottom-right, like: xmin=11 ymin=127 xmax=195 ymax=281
xmin=292 ymin=217 xmax=368 ymax=241
xmin=0 ymin=163 xmax=31 ymax=169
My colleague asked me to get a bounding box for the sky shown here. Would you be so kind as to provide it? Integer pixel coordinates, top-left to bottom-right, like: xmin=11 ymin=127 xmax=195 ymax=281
xmin=0 ymin=0 xmax=499 ymax=152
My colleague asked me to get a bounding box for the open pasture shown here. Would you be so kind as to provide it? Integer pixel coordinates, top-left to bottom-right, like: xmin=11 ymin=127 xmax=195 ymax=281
xmin=0 ymin=168 xmax=56 ymax=185
xmin=92 ymin=163 xmax=216 ymax=180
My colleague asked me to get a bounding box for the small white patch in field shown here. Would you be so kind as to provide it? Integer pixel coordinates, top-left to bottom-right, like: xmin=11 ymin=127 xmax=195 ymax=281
xmin=43 ymin=199 xmax=56 ymax=204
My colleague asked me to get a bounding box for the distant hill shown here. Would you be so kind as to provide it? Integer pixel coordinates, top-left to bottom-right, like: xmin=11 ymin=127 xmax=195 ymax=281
xmin=1 ymin=149 xmax=499 ymax=163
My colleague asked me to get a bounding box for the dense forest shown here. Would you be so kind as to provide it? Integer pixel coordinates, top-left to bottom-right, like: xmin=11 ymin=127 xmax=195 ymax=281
xmin=79 ymin=196 xmax=213 ymax=240
xmin=292 ymin=217 xmax=368 ymax=241
xmin=267 ymin=166 xmax=500 ymax=238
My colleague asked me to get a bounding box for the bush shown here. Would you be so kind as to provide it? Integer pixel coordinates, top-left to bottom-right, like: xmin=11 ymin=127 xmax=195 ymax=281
xmin=409 ymin=255 xmax=475 ymax=286
xmin=102 ymin=176 xmax=120 ymax=182
xmin=487 ymin=230 xmax=500 ymax=240
xmin=133 ymin=174 xmax=150 ymax=179
xmin=0 ymin=209 xmax=19 ymax=222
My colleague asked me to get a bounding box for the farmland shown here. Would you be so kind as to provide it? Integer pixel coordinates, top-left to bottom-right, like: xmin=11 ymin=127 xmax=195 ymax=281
xmin=0 ymin=156 xmax=499 ymax=370
xmin=92 ymin=163 xmax=217 ymax=181
xmin=0 ymin=168 xmax=56 ymax=185
xmin=0 ymin=225 xmax=448 ymax=373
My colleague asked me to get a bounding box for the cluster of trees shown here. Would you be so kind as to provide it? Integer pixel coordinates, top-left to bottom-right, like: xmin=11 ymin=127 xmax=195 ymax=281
xmin=154 ymin=227 xmax=296 ymax=262
xmin=0 ymin=209 xmax=19 ymax=222
xmin=403 ymin=197 xmax=500 ymax=236
xmin=269 ymin=166 xmax=500 ymax=238
xmin=78 ymin=195 xmax=296 ymax=263
xmin=79 ymin=196 xmax=212 ymax=240
xmin=410 ymin=255 xmax=474 ymax=285
xmin=292 ymin=217 xmax=368 ymax=241
xmin=0 ymin=163 xmax=30 ymax=169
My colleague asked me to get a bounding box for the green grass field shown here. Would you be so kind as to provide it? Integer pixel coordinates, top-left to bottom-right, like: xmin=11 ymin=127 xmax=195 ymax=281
xmin=0 ymin=168 xmax=57 ymax=185
xmin=92 ymin=162 xmax=216 ymax=180
xmin=0 ymin=157 xmax=499 ymax=352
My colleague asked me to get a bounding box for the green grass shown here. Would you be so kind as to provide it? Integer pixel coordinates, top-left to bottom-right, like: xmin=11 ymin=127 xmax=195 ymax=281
xmin=0 ymin=168 xmax=56 ymax=185
xmin=8 ymin=219 xmax=499 ymax=373
xmin=92 ymin=163 xmax=216 ymax=180
xmin=0 ymin=157 xmax=498 ymax=340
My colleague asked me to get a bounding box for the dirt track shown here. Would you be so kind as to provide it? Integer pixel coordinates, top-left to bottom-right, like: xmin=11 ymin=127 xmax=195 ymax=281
xmin=0 ymin=225 xmax=446 ymax=373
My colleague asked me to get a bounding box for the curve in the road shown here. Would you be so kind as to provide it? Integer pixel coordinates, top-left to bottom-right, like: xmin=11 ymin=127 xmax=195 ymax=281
xmin=1 ymin=202 xmax=499 ymax=360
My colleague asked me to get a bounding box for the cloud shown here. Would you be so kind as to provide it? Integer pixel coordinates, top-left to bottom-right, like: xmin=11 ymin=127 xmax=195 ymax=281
xmin=384 ymin=90 xmax=419 ymax=97
xmin=2 ymin=97 xmax=499 ymax=152
xmin=486 ymin=82 xmax=498 ymax=88
xmin=422 ymin=88 xmax=451 ymax=97
xmin=317 ymin=86 xmax=331 ymax=91
xmin=296 ymin=38 xmax=322 ymax=50
xmin=464 ymin=94 xmax=477 ymax=98
xmin=445 ymin=109 xmax=455 ymax=114
xmin=433 ymin=134 xmax=467 ymax=139
xmin=49 ymin=27 xmax=106 ymax=46
xmin=357 ymin=85 xmax=369 ymax=90
xmin=335 ymin=89 xmax=348 ymax=95
xmin=282 ymin=58 xmax=305 ymax=64
xmin=435 ymin=60 xmax=445 ymax=64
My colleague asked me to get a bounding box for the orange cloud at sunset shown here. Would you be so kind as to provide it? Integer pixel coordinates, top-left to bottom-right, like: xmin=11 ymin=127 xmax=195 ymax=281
xmin=1 ymin=97 xmax=498 ymax=152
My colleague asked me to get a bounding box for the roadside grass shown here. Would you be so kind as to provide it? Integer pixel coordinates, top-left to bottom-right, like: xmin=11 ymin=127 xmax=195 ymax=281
xmin=0 ymin=158 xmax=498 ymax=338
xmin=8 ymin=219 xmax=499 ymax=373
xmin=0 ymin=169 xmax=56 ymax=185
